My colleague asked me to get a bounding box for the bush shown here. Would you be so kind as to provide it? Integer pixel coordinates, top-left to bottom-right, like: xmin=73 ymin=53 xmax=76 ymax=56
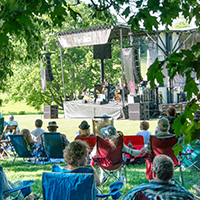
xmin=18 ymin=111 xmax=26 ymax=115
xmin=8 ymin=112 xmax=17 ymax=115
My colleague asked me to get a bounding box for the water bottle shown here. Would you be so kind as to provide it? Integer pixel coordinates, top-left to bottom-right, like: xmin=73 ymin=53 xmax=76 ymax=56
xmin=128 ymin=141 xmax=132 ymax=148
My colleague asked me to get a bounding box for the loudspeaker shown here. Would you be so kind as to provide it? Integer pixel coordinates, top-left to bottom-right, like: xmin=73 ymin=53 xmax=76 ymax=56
xmin=93 ymin=44 xmax=111 ymax=60
xmin=129 ymin=103 xmax=149 ymax=120
xmin=44 ymin=53 xmax=54 ymax=82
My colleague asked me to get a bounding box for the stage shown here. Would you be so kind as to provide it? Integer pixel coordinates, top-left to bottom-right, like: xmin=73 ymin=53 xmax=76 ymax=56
xmin=63 ymin=100 xmax=123 ymax=119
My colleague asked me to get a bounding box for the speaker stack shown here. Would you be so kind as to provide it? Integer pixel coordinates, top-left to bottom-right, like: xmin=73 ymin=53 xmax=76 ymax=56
xmin=129 ymin=103 xmax=150 ymax=120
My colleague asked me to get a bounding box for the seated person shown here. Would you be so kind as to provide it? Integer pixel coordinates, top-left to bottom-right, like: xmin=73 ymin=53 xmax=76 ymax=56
xmin=91 ymin=125 xmax=146 ymax=182
xmin=53 ymin=140 xmax=100 ymax=187
xmin=42 ymin=121 xmax=70 ymax=150
xmin=6 ymin=115 xmax=20 ymax=134
xmin=31 ymin=119 xmax=45 ymax=145
xmin=136 ymin=121 xmax=152 ymax=145
xmin=147 ymin=117 xmax=175 ymax=154
xmin=20 ymin=129 xmax=37 ymax=155
xmin=165 ymin=107 xmax=177 ymax=134
xmin=74 ymin=121 xmax=94 ymax=139
xmin=95 ymin=113 xmax=112 ymax=137
xmin=2 ymin=167 xmax=40 ymax=200
xmin=122 ymin=154 xmax=195 ymax=200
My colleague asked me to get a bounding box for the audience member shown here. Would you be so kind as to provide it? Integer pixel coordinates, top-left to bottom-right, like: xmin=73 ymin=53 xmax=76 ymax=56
xmin=7 ymin=115 xmax=20 ymax=134
xmin=122 ymin=154 xmax=195 ymax=200
xmin=91 ymin=125 xmax=146 ymax=182
xmin=147 ymin=117 xmax=175 ymax=154
xmin=165 ymin=107 xmax=177 ymax=134
xmin=21 ymin=129 xmax=37 ymax=155
xmin=43 ymin=121 xmax=70 ymax=150
xmin=53 ymin=140 xmax=100 ymax=187
xmin=95 ymin=113 xmax=112 ymax=137
xmin=136 ymin=121 xmax=152 ymax=145
xmin=74 ymin=120 xmax=94 ymax=139
xmin=2 ymin=167 xmax=40 ymax=200
xmin=31 ymin=119 xmax=45 ymax=145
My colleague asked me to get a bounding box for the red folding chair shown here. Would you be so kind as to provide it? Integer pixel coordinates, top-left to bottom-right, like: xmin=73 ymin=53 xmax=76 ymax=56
xmin=75 ymin=136 xmax=96 ymax=153
xmin=123 ymin=135 xmax=144 ymax=164
xmin=91 ymin=136 xmax=127 ymax=187
xmin=145 ymin=136 xmax=184 ymax=185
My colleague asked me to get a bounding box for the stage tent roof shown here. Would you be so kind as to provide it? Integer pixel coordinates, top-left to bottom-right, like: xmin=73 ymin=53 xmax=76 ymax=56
xmin=56 ymin=23 xmax=198 ymax=48
xmin=57 ymin=24 xmax=133 ymax=48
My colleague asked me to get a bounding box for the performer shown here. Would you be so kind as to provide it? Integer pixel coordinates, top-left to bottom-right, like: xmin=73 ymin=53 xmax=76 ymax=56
xmin=104 ymin=79 xmax=110 ymax=103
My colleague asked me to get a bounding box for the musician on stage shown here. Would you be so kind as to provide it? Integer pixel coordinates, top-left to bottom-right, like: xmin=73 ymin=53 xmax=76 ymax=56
xmin=103 ymin=79 xmax=110 ymax=103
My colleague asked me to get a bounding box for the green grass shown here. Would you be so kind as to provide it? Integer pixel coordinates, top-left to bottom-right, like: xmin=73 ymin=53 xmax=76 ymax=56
xmin=1 ymin=156 xmax=199 ymax=199
xmin=0 ymin=116 xmax=199 ymax=199
xmin=0 ymin=86 xmax=199 ymax=199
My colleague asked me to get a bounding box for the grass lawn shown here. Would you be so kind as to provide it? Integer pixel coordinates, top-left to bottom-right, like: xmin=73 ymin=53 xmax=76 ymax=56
xmin=0 ymin=115 xmax=200 ymax=199
xmin=0 ymin=89 xmax=199 ymax=199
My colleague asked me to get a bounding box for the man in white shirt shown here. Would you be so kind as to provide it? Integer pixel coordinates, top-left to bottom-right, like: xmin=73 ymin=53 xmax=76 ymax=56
xmin=31 ymin=119 xmax=45 ymax=145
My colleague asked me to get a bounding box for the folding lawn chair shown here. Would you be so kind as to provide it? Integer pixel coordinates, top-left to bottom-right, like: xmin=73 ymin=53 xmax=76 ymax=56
xmin=9 ymin=134 xmax=38 ymax=164
xmin=0 ymin=124 xmax=17 ymax=159
xmin=123 ymin=135 xmax=144 ymax=164
xmin=41 ymin=132 xmax=65 ymax=163
xmin=145 ymin=136 xmax=184 ymax=185
xmin=0 ymin=166 xmax=35 ymax=200
xmin=42 ymin=165 xmax=123 ymax=200
xmin=182 ymin=141 xmax=200 ymax=171
xmin=91 ymin=136 xmax=127 ymax=187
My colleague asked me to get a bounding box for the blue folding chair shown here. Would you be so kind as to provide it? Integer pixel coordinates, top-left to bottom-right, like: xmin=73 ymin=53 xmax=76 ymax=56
xmin=0 ymin=166 xmax=35 ymax=200
xmin=42 ymin=165 xmax=123 ymax=200
xmin=9 ymin=134 xmax=38 ymax=164
xmin=42 ymin=132 xmax=64 ymax=160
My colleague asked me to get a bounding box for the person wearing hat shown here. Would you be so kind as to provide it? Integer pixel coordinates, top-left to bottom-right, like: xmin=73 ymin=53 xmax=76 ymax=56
xmin=147 ymin=117 xmax=175 ymax=155
xmin=91 ymin=125 xmax=146 ymax=182
xmin=42 ymin=121 xmax=70 ymax=150
xmin=74 ymin=121 xmax=94 ymax=139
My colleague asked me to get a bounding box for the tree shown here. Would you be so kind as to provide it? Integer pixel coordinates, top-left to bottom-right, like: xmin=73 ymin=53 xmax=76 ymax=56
xmin=4 ymin=3 xmax=122 ymax=110
xmin=85 ymin=0 xmax=200 ymax=148
xmin=1 ymin=0 xmax=200 ymax=145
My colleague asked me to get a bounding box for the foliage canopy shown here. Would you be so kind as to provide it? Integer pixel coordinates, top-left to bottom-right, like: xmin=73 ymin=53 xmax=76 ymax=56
xmin=0 ymin=0 xmax=200 ymax=145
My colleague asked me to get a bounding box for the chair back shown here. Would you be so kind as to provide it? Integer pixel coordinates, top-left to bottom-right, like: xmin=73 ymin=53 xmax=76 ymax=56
xmin=9 ymin=134 xmax=33 ymax=158
xmin=42 ymin=132 xmax=64 ymax=158
xmin=42 ymin=172 xmax=96 ymax=200
xmin=146 ymin=136 xmax=179 ymax=180
xmin=123 ymin=135 xmax=144 ymax=157
xmin=150 ymin=136 xmax=179 ymax=165
xmin=92 ymin=116 xmax=113 ymax=136
xmin=94 ymin=136 xmax=123 ymax=170
xmin=75 ymin=136 xmax=96 ymax=149
xmin=0 ymin=124 xmax=17 ymax=140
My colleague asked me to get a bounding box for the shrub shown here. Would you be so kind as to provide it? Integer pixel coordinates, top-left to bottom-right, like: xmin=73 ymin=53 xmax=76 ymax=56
xmin=18 ymin=111 xmax=26 ymax=115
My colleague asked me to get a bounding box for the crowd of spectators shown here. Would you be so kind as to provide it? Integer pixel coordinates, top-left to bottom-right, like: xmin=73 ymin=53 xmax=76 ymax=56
xmin=1 ymin=110 xmax=199 ymax=200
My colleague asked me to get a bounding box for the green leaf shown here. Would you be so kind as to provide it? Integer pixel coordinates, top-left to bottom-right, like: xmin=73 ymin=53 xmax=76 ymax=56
xmin=122 ymin=6 xmax=130 ymax=18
